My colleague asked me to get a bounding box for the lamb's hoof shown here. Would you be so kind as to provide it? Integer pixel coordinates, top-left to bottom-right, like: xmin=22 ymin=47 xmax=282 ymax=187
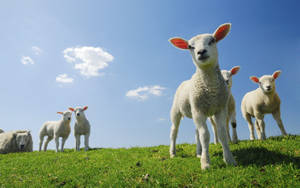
xmin=201 ymin=157 xmax=210 ymax=170
xmin=170 ymin=154 xmax=176 ymax=158
xmin=196 ymin=154 xmax=201 ymax=158
xmin=250 ymin=137 xmax=255 ymax=141
xmin=224 ymin=157 xmax=237 ymax=166
xmin=232 ymin=139 xmax=238 ymax=144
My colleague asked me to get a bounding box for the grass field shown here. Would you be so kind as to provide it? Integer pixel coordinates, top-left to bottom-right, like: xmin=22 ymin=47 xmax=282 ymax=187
xmin=0 ymin=135 xmax=299 ymax=187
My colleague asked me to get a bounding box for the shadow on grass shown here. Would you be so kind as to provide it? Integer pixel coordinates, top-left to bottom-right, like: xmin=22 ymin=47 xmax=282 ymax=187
xmin=232 ymin=147 xmax=300 ymax=168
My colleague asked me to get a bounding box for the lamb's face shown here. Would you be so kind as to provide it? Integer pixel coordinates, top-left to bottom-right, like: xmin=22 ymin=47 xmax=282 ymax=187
xmin=63 ymin=111 xmax=72 ymax=122
xmin=189 ymin=34 xmax=218 ymax=68
xmin=16 ymin=132 xmax=31 ymax=150
xmin=259 ymin=76 xmax=276 ymax=94
xmin=250 ymin=71 xmax=281 ymax=94
xmin=74 ymin=108 xmax=86 ymax=120
xmin=169 ymin=23 xmax=231 ymax=70
xmin=69 ymin=106 xmax=88 ymax=120
xmin=221 ymin=70 xmax=232 ymax=89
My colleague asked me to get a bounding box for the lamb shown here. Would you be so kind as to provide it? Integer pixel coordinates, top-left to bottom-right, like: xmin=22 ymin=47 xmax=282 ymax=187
xmin=241 ymin=70 xmax=287 ymax=140
xmin=0 ymin=129 xmax=4 ymax=134
xmin=69 ymin=106 xmax=91 ymax=151
xmin=0 ymin=130 xmax=33 ymax=154
xmin=39 ymin=110 xmax=72 ymax=152
xmin=209 ymin=66 xmax=240 ymax=144
xmin=169 ymin=23 xmax=236 ymax=169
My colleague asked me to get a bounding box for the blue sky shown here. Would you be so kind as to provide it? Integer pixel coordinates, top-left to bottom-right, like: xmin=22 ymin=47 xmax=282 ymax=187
xmin=0 ymin=1 xmax=299 ymax=150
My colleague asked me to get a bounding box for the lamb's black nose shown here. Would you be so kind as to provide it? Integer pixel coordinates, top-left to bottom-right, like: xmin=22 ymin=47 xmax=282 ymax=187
xmin=68 ymin=117 xmax=71 ymax=120
xmin=77 ymin=113 xmax=80 ymax=117
xmin=20 ymin=145 xmax=25 ymax=150
xmin=197 ymin=49 xmax=207 ymax=55
xmin=266 ymin=86 xmax=271 ymax=90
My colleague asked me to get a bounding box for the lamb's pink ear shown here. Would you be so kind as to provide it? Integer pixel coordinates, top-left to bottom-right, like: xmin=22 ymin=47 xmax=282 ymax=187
xmin=169 ymin=38 xmax=189 ymax=49
xmin=250 ymin=76 xmax=260 ymax=83
xmin=230 ymin=66 xmax=240 ymax=75
xmin=83 ymin=106 xmax=88 ymax=111
xmin=213 ymin=23 xmax=231 ymax=42
xmin=57 ymin=112 xmax=63 ymax=115
xmin=272 ymin=70 xmax=281 ymax=79
xmin=69 ymin=108 xmax=74 ymax=112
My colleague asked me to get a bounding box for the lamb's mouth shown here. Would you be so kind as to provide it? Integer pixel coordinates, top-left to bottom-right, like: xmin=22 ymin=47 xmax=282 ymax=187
xmin=198 ymin=55 xmax=209 ymax=61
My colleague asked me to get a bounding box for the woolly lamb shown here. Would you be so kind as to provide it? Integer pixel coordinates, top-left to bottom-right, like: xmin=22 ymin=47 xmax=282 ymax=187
xmin=169 ymin=23 xmax=236 ymax=169
xmin=39 ymin=110 xmax=72 ymax=152
xmin=241 ymin=70 xmax=287 ymax=140
xmin=209 ymin=66 xmax=240 ymax=144
xmin=69 ymin=106 xmax=91 ymax=151
xmin=0 ymin=130 xmax=33 ymax=154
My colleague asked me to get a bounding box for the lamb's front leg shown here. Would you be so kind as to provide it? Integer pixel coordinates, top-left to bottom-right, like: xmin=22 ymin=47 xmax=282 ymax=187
xmin=195 ymin=129 xmax=202 ymax=158
xmin=54 ymin=136 xmax=59 ymax=152
xmin=193 ymin=111 xmax=210 ymax=170
xmin=75 ymin=134 xmax=80 ymax=151
xmin=272 ymin=110 xmax=287 ymax=136
xmin=169 ymin=112 xmax=182 ymax=158
xmin=212 ymin=110 xmax=237 ymax=166
xmin=84 ymin=134 xmax=90 ymax=151
xmin=61 ymin=137 xmax=67 ymax=152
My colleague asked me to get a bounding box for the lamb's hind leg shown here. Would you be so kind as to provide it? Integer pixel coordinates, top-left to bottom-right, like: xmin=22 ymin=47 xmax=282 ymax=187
xmin=245 ymin=113 xmax=255 ymax=140
xmin=230 ymin=111 xmax=238 ymax=144
xmin=193 ymin=111 xmax=210 ymax=170
xmin=212 ymin=110 xmax=236 ymax=166
xmin=209 ymin=118 xmax=219 ymax=144
xmin=169 ymin=111 xmax=182 ymax=158
xmin=43 ymin=136 xmax=53 ymax=151
xmin=272 ymin=109 xmax=287 ymax=136
xmin=39 ymin=135 xmax=44 ymax=152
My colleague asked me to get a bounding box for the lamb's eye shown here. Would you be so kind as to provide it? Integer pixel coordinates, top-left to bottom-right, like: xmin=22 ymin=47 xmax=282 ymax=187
xmin=225 ymin=80 xmax=229 ymax=85
xmin=208 ymin=38 xmax=215 ymax=45
xmin=188 ymin=45 xmax=195 ymax=50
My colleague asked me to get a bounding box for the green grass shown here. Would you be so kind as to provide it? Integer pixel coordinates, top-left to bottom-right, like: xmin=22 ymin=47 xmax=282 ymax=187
xmin=0 ymin=135 xmax=299 ymax=188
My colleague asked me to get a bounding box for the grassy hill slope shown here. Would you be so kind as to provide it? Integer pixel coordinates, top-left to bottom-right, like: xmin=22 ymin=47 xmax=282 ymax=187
xmin=0 ymin=135 xmax=299 ymax=187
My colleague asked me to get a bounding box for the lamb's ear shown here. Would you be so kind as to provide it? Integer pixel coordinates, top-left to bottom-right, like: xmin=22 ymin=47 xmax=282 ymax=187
xmin=250 ymin=76 xmax=260 ymax=83
xmin=57 ymin=112 xmax=63 ymax=115
xmin=83 ymin=106 xmax=88 ymax=111
xmin=169 ymin=38 xmax=189 ymax=49
xmin=272 ymin=70 xmax=281 ymax=80
xmin=213 ymin=23 xmax=231 ymax=42
xmin=230 ymin=66 xmax=240 ymax=76
xmin=69 ymin=108 xmax=75 ymax=112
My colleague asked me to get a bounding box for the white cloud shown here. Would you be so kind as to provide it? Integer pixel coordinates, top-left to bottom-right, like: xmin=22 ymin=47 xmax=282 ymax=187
xmin=126 ymin=85 xmax=166 ymax=101
xmin=157 ymin=118 xmax=167 ymax=122
xmin=56 ymin=74 xmax=74 ymax=84
xmin=63 ymin=46 xmax=114 ymax=78
xmin=21 ymin=56 xmax=34 ymax=65
xmin=32 ymin=46 xmax=42 ymax=55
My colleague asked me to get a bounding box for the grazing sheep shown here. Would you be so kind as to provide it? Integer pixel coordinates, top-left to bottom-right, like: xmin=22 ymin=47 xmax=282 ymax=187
xmin=241 ymin=70 xmax=287 ymax=140
xmin=39 ymin=110 xmax=72 ymax=152
xmin=0 ymin=129 xmax=3 ymax=134
xmin=169 ymin=23 xmax=236 ymax=169
xmin=0 ymin=130 xmax=33 ymax=154
xmin=209 ymin=66 xmax=240 ymax=144
xmin=69 ymin=106 xmax=91 ymax=151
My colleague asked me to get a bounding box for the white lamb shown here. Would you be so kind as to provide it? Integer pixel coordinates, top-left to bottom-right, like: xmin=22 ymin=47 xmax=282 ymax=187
xmin=0 ymin=130 xmax=33 ymax=154
xmin=39 ymin=110 xmax=72 ymax=152
xmin=241 ymin=70 xmax=287 ymax=140
xmin=169 ymin=23 xmax=236 ymax=169
xmin=209 ymin=66 xmax=240 ymax=144
xmin=69 ymin=106 xmax=91 ymax=151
